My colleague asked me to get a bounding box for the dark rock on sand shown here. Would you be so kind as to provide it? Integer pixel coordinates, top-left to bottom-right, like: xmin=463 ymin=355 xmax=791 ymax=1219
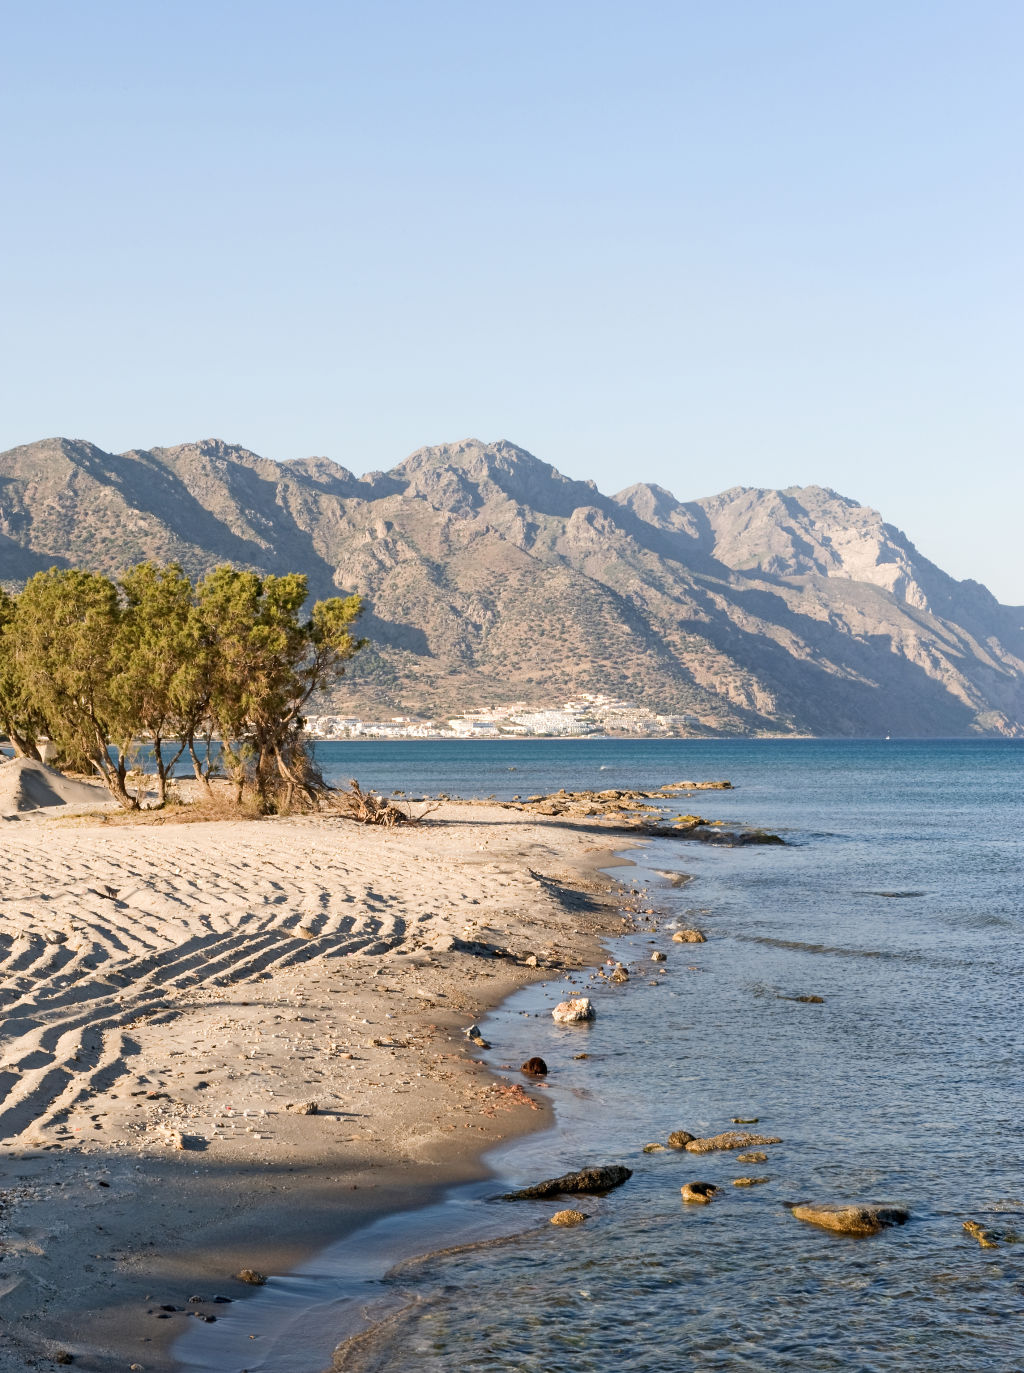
xmin=667 ymin=1130 xmax=696 ymax=1149
xmin=788 ymin=1202 xmax=909 ymax=1235
xmin=503 ymin=1165 xmax=633 ymax=1200
xmin=680 ymin=1181 xmax=718 ymax=1203
xmin=685 ymin=1132 xmax=782 ymax=1153
xmin=286 ymin=1101 xmax=318 ymax=1115
xmin=521 ymin=1057 xmax=548 ymax=1076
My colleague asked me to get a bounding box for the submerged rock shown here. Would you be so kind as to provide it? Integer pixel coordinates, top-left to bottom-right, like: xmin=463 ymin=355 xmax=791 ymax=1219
xmin=680 ymin=1182 xmax=718 ymax=1204
xmin=550 ymin=1209 xmax=588 ymax=1226
xmin=642 ymin=1143 xmax=666 ymax=1153
xmin=733 ymin=1176 xmax=771 ymax=1187
xmin=503 ymin=1165 xmax=632 ymax=1200
xmin=737 ymin=1151 xmax=768 ymax=1163
xmin=684 ymin=1132 xmax=782 ymax=1153
xmin=788 ymin=1202 xmax=910 ymax=1236
xmin=552 ymin=998 xmax=595 ymax=1023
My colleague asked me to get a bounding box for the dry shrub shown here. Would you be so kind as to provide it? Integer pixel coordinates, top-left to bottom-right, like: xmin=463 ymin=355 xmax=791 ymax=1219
xmin=332 ymin=778 xmax=438 ymax=827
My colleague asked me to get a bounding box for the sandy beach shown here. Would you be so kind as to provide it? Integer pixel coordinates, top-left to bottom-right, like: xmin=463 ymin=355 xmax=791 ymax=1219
xmin=0 ymin=797 xmax=634 ymax=1372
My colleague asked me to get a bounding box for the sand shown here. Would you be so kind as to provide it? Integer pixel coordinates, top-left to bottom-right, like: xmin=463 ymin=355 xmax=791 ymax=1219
xmin=0 ymin=757 xmax=111 ymax=818
xmin=0 ymin=801 xmax=634 ymax=1372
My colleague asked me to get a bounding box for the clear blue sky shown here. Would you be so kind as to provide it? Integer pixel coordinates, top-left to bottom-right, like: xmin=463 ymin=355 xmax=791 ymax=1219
xmin=2 ymin=1 xmax=1022 ymax=600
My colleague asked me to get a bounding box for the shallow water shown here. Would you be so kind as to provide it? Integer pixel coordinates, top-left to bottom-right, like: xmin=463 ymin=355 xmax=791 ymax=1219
xmin=178 ymin=740 xmax=1024 ymax=1372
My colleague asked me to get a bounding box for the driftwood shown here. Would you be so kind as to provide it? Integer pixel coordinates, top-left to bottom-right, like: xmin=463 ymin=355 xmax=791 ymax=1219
xmin=333 ymin=778 xmax=438 ymax=827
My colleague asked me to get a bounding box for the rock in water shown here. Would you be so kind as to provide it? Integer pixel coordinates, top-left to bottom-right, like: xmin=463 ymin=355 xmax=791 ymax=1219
xmin=672 ymin=929 xmax=706 ymax=943
xmin=235 ymin=1268 xmax=267 ymax=1285
xmin=684 ymin=1132 xmax=782 ymax=1153
xmin=789 ymin=1203 xmax=910 ymax=1236
xmin=667 ymin=1130 xmax=696 ymax=1149
xmin=550 ymin=1209 xmax=588 ymax=1226
xmin=552 ymin=998 xmax=595 ymax=1023
xmin=503 ymin=1165 xmax=632 ymax=1200
xmin=680 ymin=1182 xmax=718 ymax=1204
xmin=651 ymin=951 xmax=666 ymax=962
xmin=521 ymin=1057 xmax=548 ymax=1076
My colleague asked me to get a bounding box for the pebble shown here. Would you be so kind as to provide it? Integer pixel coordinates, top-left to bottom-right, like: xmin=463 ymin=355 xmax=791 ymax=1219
xmin=651 ymin=951 xmax=666 ymax=962
xmin=236 ymin=1268 xmax=266 ymax=1285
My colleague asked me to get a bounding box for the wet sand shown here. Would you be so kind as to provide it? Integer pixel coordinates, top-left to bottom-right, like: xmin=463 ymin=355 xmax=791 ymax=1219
xmin=0 ymin=803 xmax=634 ymax=1372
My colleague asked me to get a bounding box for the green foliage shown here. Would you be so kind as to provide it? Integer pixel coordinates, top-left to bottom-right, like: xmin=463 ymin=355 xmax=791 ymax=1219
xmin=0 ymin=562 xmax=365 ymax=811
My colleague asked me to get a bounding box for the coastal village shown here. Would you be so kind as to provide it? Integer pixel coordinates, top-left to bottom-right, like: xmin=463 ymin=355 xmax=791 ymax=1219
xmin=305 ymin=692 xmax=703 ymax=739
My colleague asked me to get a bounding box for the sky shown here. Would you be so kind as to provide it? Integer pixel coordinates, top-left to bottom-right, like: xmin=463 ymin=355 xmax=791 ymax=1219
xmin=2 ymin=1 xmax=1022 ymax=600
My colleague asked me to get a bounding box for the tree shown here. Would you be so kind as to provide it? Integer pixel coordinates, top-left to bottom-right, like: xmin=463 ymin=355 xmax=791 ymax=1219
xmin=115 ymin=563 xmax=210 ymax=807
xmin=12 ymin=568 xmax=140 ymax=807
xmin=196 ymin=567 xmax=364 ymax=810
xmin=0 ymin=587 xmax=43 ymax=760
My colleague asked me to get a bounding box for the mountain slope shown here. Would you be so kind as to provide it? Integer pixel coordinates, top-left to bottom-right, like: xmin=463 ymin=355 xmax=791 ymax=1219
xmin=1 ymin=435 xmax=1021 ymax=736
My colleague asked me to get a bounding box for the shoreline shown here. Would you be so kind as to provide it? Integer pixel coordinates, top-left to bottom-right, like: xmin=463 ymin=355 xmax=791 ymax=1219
xmin=0 ymin=803 xmax=638 ymax=1373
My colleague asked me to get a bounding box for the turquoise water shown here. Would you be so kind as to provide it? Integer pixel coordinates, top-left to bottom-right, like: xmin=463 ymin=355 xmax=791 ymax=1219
xmin=179 ymin=740 xmax=1024 ymax=1372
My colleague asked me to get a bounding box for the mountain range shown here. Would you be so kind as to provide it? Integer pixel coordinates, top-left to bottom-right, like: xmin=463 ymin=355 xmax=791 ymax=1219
xmin=1 ymin=434 xmax=1022 ymax=737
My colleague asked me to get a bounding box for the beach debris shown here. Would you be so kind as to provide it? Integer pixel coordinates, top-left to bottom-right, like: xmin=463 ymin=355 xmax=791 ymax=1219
xmin=685 ymin=1132 xmax=782 ymax=1153
xmin=503 ymin=1165 xmax=632 ymax=1200
xmin=733 ymin=1176 xmax=771 ymax=1187
xmin=737 ymin=1151 xmax=768 ymax=1163
xmin=787 ymin=1202 xmax=909 ymax=1236
xmin=681 ymin=1182 xmax=718 ymax=1204
xmin=672 ymin=929 xmax=706 ymax=943
xmin=732 ymin=1117 xmax=759 ymax=1124
xmin=285 ymin=1101 xmax=318 ymax=1115
xmin=521 ymin=1057 xmax=548 ymax=1076
xmin=552 ymin=997 xmax=595 ymax=1023
xmin=651 ymin=951 xmax=666 ymax=962
xmin=666 ymin=1131 xmax=696 ymax=1150
xmin=550 ymin=1209 xmax=588 ymax=1226
xmin=236 ymin=1268 xmax=267 ymax=1285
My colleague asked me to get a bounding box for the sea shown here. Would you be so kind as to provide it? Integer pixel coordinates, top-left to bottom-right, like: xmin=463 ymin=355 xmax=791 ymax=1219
xmin=167 ymin=737 xmax=1021 ymax=1372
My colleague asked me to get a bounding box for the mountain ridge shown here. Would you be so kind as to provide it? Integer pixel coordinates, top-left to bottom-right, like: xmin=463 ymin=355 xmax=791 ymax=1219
xmin=1 ymin=435 xmax=1021 ymax=737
